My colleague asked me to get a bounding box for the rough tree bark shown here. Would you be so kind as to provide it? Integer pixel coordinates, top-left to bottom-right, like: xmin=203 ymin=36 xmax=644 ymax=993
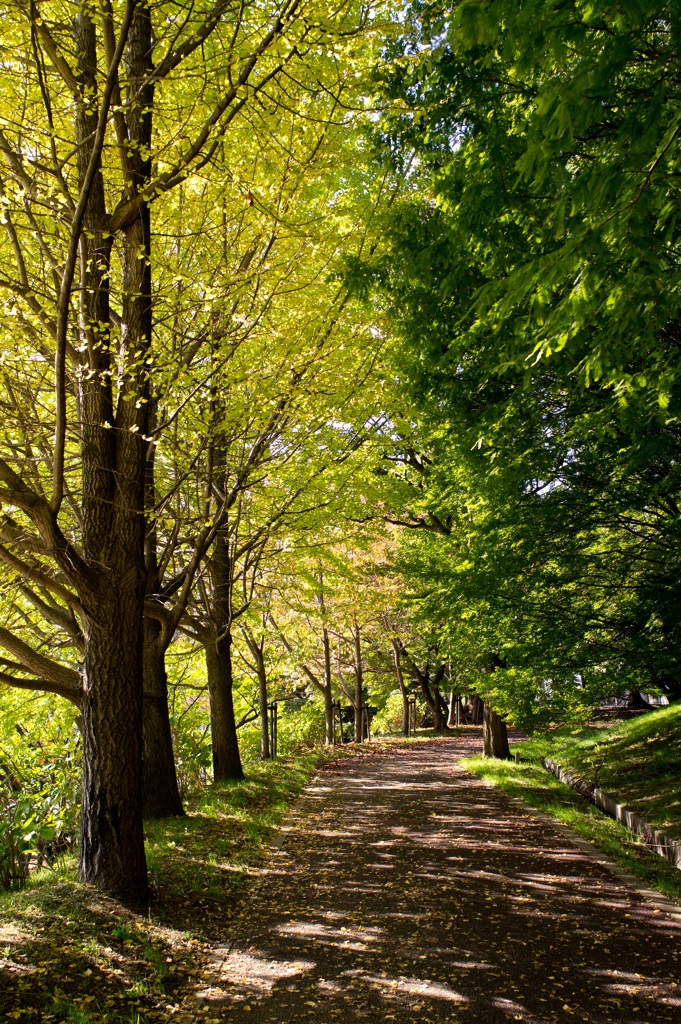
xmin=204 ymin=527 xmax=244 ymax=781
xmin=322 ymin=627 xmax=335 ymax=744
xmin=142 ymin=619 xmax=183 ymax=816
xmin=482 ymin=704 xmax=511 ymax=759
xmin=205 ymin=628 xmax=244 ymax=780
xmin=391 ymin=639 xmax=410 ymax=735
xmin=75 ymin=7 xmax=151 ymax=902
xmin=126 ymin=4 xmax=183 ymax=823
xmin=353 ymin=618 xmax=364 ymax=742
xmin=79 ymin=582 xmax=147 ymax=899
xmin=141 ymin=392 xmax=183 ymax=817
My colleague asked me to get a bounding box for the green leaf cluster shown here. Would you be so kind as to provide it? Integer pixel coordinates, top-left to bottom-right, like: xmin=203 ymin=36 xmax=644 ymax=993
xmin=367 ymin=0 xmax=681 ymax=723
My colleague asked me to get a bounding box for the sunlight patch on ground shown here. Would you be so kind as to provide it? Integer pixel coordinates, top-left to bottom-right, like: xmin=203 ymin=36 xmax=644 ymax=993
xmin=584 ymin=966 xmax=681 ymax=1007
xmin=276 ymin=919 xmax=380 ymax=952
xmin=196 ymin=947 xmax=316 ymax=1003
xmin=342 ymin=968 xmax=469 ymax=1004
xmin=277 ymin=920 xmax=383 ymax=942
xmin=491 ymin=995 xmax=549 ymax=1023
xmin=0 ymin=923 xmax=32 ymax=947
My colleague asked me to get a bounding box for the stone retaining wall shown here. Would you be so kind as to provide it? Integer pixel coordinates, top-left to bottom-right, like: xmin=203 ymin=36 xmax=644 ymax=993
xmin=543 ymin=758 xmax=681 ymax=871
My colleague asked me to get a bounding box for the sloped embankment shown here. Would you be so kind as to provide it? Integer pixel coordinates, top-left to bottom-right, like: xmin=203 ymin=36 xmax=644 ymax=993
xmin=525 ymin=704 xmax=681 ymax=842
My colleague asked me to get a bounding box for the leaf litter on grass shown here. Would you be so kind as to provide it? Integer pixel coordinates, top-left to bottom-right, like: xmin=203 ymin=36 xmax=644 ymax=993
xmin=0 ymin=753 xmax=333 ymax=1024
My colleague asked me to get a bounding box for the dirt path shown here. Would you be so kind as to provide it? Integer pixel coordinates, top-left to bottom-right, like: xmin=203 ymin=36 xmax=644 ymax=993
xmin=196 ymin=735 xmax=681 ymax=1023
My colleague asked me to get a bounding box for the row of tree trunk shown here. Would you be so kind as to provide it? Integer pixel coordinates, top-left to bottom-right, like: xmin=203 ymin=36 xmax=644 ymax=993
xmin=391 ymin=644 xmax=511 ymax=757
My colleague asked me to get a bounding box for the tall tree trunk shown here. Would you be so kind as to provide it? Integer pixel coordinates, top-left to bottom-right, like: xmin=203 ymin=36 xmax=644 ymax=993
xmin=253 ymin=642 xmax=270 ymax=760
xmin=322 ymin=627 xmax=335 ymax=744
xmin=201 ymin=376 xmax=245 ymax=780
xmin=141 ymin=385 xmax=183 ymax=817
xmin=422 ymin=666 xmax=448 ymax=732
xmin=206 ymin=630 xmax=244 ymax=781
xmin=352 ymin=618 xmax=364 ymax=741
xmin=447 ymin=690 xmax=457 ymax=728
xmin=142 ymin=620 xmax=183 ymax=816
xmin=391 ymin=640 xmax=410 ymax=736
xmin=431 ymin=685 xmax=442 ymax=730
xmin=470 ymin=693 xmax=483 ymax=725
xmin=482 ymin=705 xmax=510 ymax=759
xmin=79 ymin=583 xmax=147 ymax=902
xmin=406 ymin=656 xmax=449 ymax=732
xmin=625 ymin=691 xmax=653 ymax=710
xmin=74 ymin=8 xmax=151 ymax=901
xmin=432 ymin=680 xmax=447 ymax=731
xmin=416 ymin=676 xmax=431 ymax=715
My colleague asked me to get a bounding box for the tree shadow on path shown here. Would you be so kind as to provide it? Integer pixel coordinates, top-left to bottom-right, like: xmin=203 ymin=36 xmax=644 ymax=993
xmin=197 ymin=736 xmax=681 ymax=1024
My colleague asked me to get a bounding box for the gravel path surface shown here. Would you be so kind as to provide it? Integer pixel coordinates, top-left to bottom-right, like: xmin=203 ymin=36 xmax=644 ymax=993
xmin=196 ymin=735 xmax=681 ymax=1023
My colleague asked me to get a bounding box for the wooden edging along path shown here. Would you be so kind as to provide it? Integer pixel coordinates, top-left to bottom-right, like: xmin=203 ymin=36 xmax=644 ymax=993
xmin=543 ymin=757 xmax=681 ymax=871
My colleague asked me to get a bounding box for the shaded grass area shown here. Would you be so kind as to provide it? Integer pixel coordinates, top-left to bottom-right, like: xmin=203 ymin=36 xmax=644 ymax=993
xmin=463 ymin=754 xmax=681 ymax=904
xmin=0 ymin=753 xmax=322 ymax=1024
xmin=513 ymin=704 xmax=681 ymax=839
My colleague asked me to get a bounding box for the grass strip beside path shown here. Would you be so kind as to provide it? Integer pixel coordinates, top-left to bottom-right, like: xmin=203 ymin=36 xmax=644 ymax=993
xmin=0 ymin=751 xmax=325 ymax=1024
xmin=513 ymin=704 xmax=681 ymax=840
xmin=462 ymin=754 xmax=681 ymax=905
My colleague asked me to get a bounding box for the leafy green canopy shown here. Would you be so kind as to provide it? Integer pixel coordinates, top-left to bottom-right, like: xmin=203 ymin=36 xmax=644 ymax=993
xmin=377 ymin=0 xmax=681 ymax=394
xmin=365 ymin=0 xmax=681 ymax=722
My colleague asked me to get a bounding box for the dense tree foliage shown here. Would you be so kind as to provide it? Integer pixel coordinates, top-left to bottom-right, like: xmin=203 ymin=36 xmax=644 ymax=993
xmin=2 ymin=0 xmax=679 ymax=899
xmin=363 ymin=0 xmax=681 ymax=724
xmin=0 ymin=0 xmax=400 ymax=898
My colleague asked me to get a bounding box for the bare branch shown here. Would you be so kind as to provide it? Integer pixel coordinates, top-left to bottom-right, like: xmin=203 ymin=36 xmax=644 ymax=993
xmin=0 ymin=625 xmax=81 ymax=702
xmin=0 ymin=455 xmax=94 ymax=594
xmin=0 ymin=670 xmax=81 ymax=705
xmin=109 ymin=1 xmax=301 ymax=232
xmin=52 ymin=0 xmax=137 ymax=513
xmin=25 ymin=6 xmax=80 ymax=92
xmin=153 ymin=0 xmax=236 ymax=81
